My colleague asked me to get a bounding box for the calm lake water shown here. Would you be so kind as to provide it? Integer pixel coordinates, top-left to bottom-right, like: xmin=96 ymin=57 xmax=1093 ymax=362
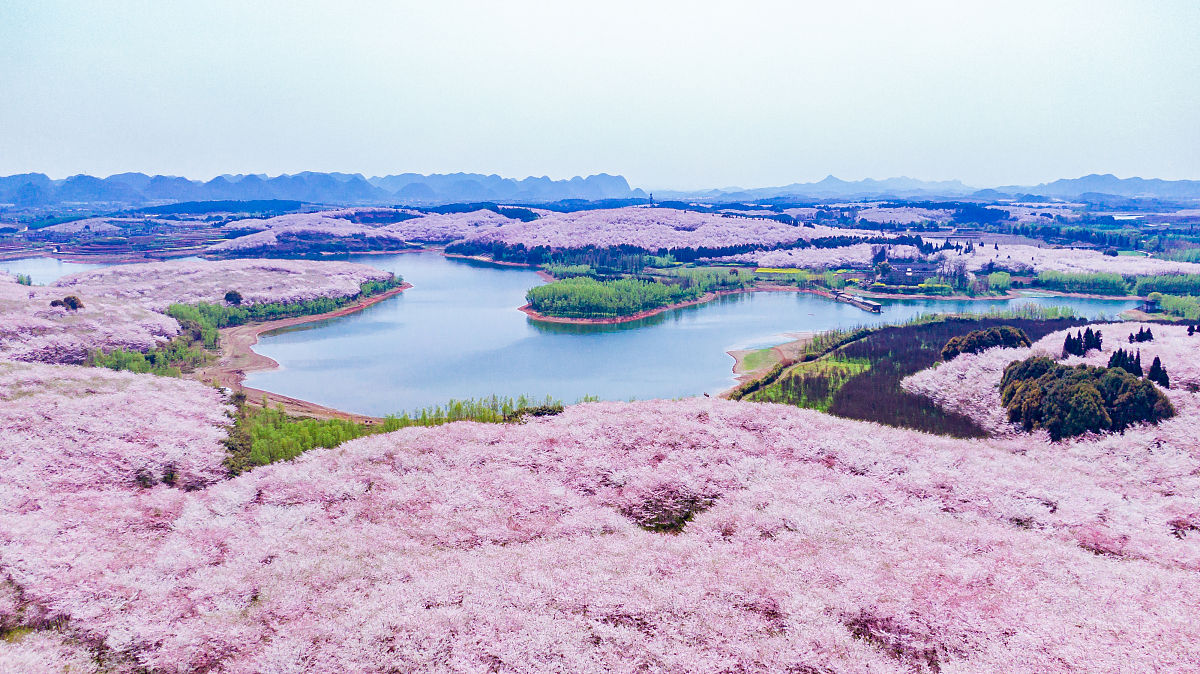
xmin=0 ymin=257 xmax=115 ymax=285
xmin=2 ymin=252 xmax=1138 ymax=416
xmin=246 ymin=253 xmax=1134 ymax=416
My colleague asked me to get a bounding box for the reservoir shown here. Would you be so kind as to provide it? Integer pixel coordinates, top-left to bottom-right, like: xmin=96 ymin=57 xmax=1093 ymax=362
xmin=2 ymin=252 xmax=1139 ymax=416
xmin=241 ymin=253 xmax=1136 ymax=416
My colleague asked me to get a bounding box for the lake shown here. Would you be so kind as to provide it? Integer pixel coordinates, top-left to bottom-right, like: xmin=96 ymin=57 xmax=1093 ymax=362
xmin=2 ymin=252 xmax=1138 ymax=416
xmin=243 ymin=253 xmax=1135 ymax=416
xmin=0 ymin=256 xmax=116 ymax=285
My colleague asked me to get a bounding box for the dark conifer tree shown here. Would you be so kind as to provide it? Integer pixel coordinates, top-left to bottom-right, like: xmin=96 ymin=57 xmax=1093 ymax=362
xmin=1147 ymin=357 xmax=1170 ymax=388
xmin=1062 ymin=332 xmax=1080 ymax=358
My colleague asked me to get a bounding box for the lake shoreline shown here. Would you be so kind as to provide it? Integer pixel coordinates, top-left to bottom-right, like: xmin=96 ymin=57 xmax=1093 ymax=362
xmin=849 ymin=287 xmax=1144 ymax=301
xmin=187 ymin=283 xmax=412 ymax=423
xmin=722 ymin=331 xmax=816 ymax=397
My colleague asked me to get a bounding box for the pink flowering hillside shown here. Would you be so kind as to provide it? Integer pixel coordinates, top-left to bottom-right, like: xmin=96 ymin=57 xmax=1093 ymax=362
xmin=903 ymin=322 xmax=1200 ymax=435
xmin=948 ymin=243 xmax=1200 ymax=275
xmin=0 ymin=273 xmax=180 ymax=363
xmin=380 ymin=208 xmax=518 ymax=242
xmin=53 ymin=258 xmax=393 ymax=310
xmin=0 ymin=362 xmax=229 ymax=670
xmin=0 ymin=629 xmax=125 ymax=674
xmin=38 ymin=217 xmax=125 ymax=234
xmin=716 ymin=242 xmax=924 ymax=269
xmin=855 ymin=206 xmax=952 ymax=224
xmin=209 ymin=213 xmax=412 ymax=253
xmin=211 ymin=209 xmax=520 ymax=251
xmin=2 ymin=357 xmax=1199 ymax=670
xmin=458 ymin=206 xmax=877 ymax=250
xmin=0 ymin=259 xmax=395 ymax=363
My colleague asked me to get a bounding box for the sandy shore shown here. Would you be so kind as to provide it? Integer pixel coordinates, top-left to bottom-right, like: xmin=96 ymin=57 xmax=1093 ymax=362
xmin=722 ymin=332 xmax=815 ymax=397
xmin=186 ymin=283 xmax=411 ymax=423
xmin=442 ymin=253 xmax=536 ymax=268
xmin=519 ymin=284 xmax=838 ymax=325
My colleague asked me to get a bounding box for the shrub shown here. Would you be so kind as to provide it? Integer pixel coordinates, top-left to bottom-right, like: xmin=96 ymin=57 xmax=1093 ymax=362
xmin=1158 ymin=294 xmax=1200 ymax=321
xmin=986 ymin=271 xmax=1012 ymax=292
xmin=49 ymin=295 xmax=84 ymax=310
xmin=940 ymin=325 xmax=1031 ymax=361
xmin=224 ymin=290 xmax=243 ymax=305
xmin=1000 ymin=357 xmax=1174 ymax=441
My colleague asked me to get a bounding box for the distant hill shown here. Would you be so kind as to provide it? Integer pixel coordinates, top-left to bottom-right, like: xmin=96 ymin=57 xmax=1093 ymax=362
xmin=0 ymin=171 xmax=646 ymax=207
xmin=4 ymin=170 xmax=1198 ymax=208
xmin=657 ymin=175 xmax=975 ymax=201
xmin=992 ymin=174 xmax=1200 ymax=200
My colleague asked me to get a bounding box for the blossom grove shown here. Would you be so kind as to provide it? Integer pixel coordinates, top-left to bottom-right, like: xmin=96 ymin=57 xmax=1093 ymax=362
xmin=0 ymin=260 xmax=394 ymax=363
xmin=2 ymin=324 xmax=1199 ymax=670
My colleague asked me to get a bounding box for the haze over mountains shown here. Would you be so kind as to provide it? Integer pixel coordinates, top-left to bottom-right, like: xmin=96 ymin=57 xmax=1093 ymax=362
xmin=0 ymin=172 xmax=645 ymax=207
xmin=2 ymin=171 xmax=1199 ymax=207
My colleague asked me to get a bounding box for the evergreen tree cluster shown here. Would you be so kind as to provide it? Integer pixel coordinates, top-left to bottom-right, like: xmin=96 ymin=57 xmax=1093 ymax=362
xmin=1000 ymin=356 xmax=1175 ymax=441
xmin=1106 ymin=348 xmax=1143 ymax=377
xmin=1147 ymin=356 xmax=1171 ymax=389
xmin=1062 ymin=327 xmax=1102 ymax=357
xmin=940 ymin=325 xmax=1032 ymax=361
xmin=1128 ymin=327 xmax=1154 ymax=343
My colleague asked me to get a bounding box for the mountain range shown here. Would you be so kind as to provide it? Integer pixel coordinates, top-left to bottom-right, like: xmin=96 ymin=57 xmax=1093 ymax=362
xmin=0 ymin=172 xmax=644 ymax=207
xmin=2 ymin=171 xmax=1199 ymax=208
xmin=656 ymin=176 xmax=976 ymax=201
xmin=991 ymin=174 xmax=1200 ymax=200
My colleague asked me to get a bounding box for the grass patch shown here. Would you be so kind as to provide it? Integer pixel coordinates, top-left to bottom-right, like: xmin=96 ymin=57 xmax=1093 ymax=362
xmin=745 ymin=357 xmax=870 ymax=411
xmin=86 ymin=337 xmax=212 ymax=377
xmin=224 ymin=392 xmax=577 ymax=475
xmin=738 ymin=347 xmax=780 ymax=373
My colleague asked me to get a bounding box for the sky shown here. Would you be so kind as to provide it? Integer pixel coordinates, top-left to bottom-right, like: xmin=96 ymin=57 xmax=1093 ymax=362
xmin=1 ymin=0 xmax=1199 ymax=190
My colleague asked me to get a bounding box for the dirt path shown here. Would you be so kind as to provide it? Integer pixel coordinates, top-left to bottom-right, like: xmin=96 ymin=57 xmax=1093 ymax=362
xmin=186 ymin=283 xmax=411 ymax=423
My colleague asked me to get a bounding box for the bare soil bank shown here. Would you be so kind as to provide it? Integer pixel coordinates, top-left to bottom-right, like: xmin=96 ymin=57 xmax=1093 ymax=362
xmin=187 ymin=283 xmax=411 ymax=423
xmin=442 ymin=253 xmax=536 ymax=268
xmin=723 ymin=331 xmax=816 ymax=396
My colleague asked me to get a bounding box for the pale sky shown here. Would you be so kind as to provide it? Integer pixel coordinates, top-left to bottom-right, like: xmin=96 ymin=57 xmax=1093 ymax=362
xmin=2 ymin=0 xmax=1198 ymax=190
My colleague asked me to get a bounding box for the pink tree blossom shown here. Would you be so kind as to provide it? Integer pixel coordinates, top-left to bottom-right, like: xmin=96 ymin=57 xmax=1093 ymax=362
xmin=947 ymin=243 xmax=1200 ymax=275
xmin=716 ymin=243 xmax=923 ymax=268
xmin=3 ymin=349 xmax=1200 ymax=670
xmin=459 ymin=207 xmax=881 ymax=250
xmin=53 ymin=258 xmax=393 ymax=310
